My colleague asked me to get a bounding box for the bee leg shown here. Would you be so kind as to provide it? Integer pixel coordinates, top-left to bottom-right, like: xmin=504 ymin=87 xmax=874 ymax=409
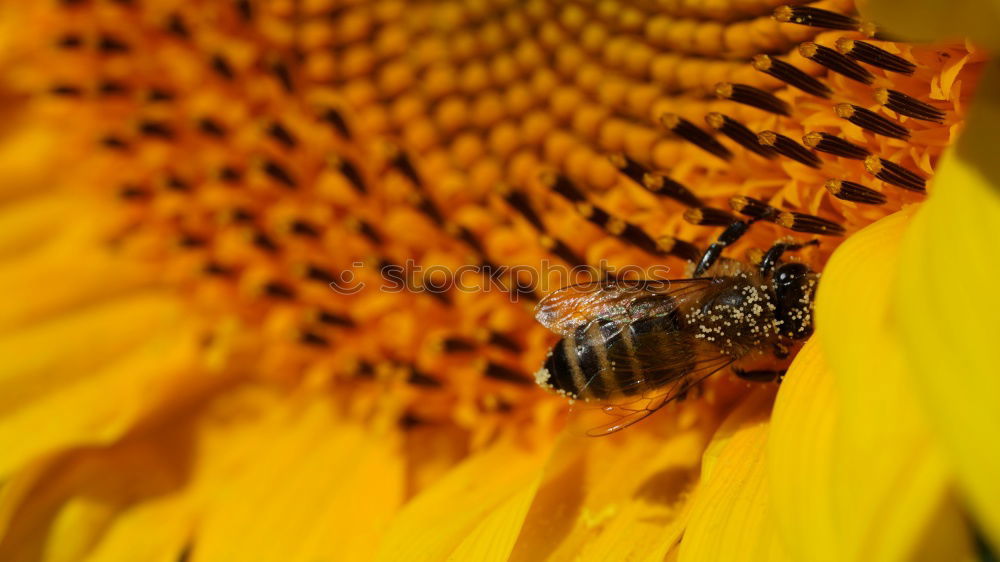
xmin=695 ymin=219 xmax=757 ymax=276
xmin=733 ymin=367 xmax=786 ymax=382
xmin=759 ymin=239 xmax=820 ymax=276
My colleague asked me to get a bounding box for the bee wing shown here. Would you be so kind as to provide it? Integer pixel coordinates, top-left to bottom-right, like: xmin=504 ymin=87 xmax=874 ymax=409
xmin=574 ymin=351 xmax=735 ymax=437
xmin=534 ymin=278 xmax=718 ymax=337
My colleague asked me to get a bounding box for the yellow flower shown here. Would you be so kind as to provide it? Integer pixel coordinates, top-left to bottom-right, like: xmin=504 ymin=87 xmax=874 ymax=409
xmin=0 ymin=1 xmax=996 ymax=561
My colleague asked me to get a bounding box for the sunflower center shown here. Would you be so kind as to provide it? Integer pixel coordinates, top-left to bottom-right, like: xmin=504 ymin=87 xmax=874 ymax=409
xmin=15 ymin=0 xmax=981 ymax=442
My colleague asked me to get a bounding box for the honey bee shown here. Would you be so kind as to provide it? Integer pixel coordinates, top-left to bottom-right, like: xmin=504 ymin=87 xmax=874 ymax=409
xmin=533 ymin=237 xmax=819 ymax=435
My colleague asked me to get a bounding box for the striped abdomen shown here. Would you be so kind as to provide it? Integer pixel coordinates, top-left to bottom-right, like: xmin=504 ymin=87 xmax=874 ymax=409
xmin=538 ymin=312 xmax=695 ymax=401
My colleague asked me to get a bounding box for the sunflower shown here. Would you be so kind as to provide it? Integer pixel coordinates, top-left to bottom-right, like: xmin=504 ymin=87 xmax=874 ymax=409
xmin=0 ymin=0 xmax=997 ymax=561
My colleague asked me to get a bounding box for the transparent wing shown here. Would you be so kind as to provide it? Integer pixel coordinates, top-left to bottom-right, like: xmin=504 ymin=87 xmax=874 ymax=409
xmin=533 ymin=278 xmax=719 ymax=337
xmin=572 ymin=351 xmax=735 ymax=437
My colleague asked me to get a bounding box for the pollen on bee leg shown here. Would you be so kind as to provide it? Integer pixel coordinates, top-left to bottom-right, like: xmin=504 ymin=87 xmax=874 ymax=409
xmin=825 ymin=179 xmax=888 ymax=205
xmin=714 ymin=82 xmax=790 ymax=117
xmin=757 ymin=130 xmax=821 ymax=168
xmin=874 ymin=88 xmax=946 ymax=123
xmin=835 ymin=103 xmax=910 ymax=140
xmin=705 ymin=113 xmax=776 ymax=159
xmin=803 ymin=131 xmax=870 ymax=160
xmin=864 ymin=155 xmax=927 ymax=192
xmin=752 ymin=55 xmax=831 ymax=99
xmin=773 ymin=5 xmax=860 ymax=31
xmin=659 ymin=113 xmax=732 ymax=161
xmin=835 ymin=38 xmax=916 ymax=76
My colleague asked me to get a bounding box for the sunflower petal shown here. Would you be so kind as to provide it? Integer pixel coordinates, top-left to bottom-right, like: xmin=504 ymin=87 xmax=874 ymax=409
xmin=894 ymin=63 xmax=1000 ymax=550
xmin=866 ymin=0 xmax=1000 ymax=48
xmin=767 ymin=338 xmax=841 ymax=562
xmin=376 ymin=440 xmax=548 ymax=562
xmin=679 ymin=389 xmax=791 ymax=562
xmin=813 ymin=209 xmax=974 ymax=561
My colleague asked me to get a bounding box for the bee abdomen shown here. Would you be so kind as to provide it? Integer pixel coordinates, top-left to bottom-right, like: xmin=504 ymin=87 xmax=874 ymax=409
xmin=535 ymin=319 xmax=618 ymax=400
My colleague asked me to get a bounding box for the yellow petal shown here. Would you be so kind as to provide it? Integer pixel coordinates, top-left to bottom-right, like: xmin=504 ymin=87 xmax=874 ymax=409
xmin=865 ymin=0 xmax=1000 ymax=48
xmin=679 ymin=388 xmax=790 ymax=562
xmin=813 ymin=209 xmax=974 ymax=561
xmin=0 ymin=294 xmax=219 ymax=476
xmin=510 ymin=407 xmax=720 ymax=562
xmin=894 ymin=63 xmax=1000 ymax=548
xmin=194 ymin=398 xmax=405 ymax=562
xmin=376 ymin=440 xmax=548 ymax=562
xmin=767 ymin=337 xmax=840 ymax=562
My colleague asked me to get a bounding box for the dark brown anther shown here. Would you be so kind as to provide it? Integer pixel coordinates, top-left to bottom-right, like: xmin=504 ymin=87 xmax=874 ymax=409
xmin=118 ymin=185 xmax=150 ymax=200
xmin=148 ymin=88 xmax=175 ymax=102
xmin=177 ymin=234 xmax=206 ymax=248
xmin=230 ymin=208 xmax=255 ymax=223
xmin=198 ymin=117 xmax=227 ymax=137
xmin=100 ymin=135 xmax=129 ymax=150
xmin=483 ymin=362 xmax=531 ymax=385
xmin=56 ymin=34 xmax=83 ymax=49
xmin=541 ymin=171 xmax=586 ymax=202
xmin=835 ymin=104 xmax=910 ymax=140
xmin=641 ymin=172 xmax=703 ymax=207
xmin=715 ymin=82 xmax=790 ymax=116
xmin=413 ymin=194 xmax=446 ymax=225
xmin=874 ymin=88 xmax=946 ymax=123
xmin=304 ymin=265 xmax=335 ymax=283
xmin=487 ymin=331 xmax=522 ymax=353
xmin=729 ymin=195 xmax=780 ymax=220
xmin=773 ymin=5 xmax=860 ymax=30
xmin=407 ymin=367 xmax=443 ymax=388
xmin=798 ymin=42 xmax=874 ymax=85
xmin=262 ymin=160 xmax=297 ymax=188
xmin=660 ymin=113 xmax=733 ymax=161
xmin=752 ymin=55 xmax=831 ymax=98
xmin=684 ymin=207 xmax=737 ymax=227
xmin=656 ymin=236 xmax=702 ymax=262
xmin=776 ymin=212 xmax=846 ymax=236
xmin=271 ymin=59 xmax=294 ymax=93
xmin=540 ymin=235 xmax=588 ymax=268
xmin=448 ymin=223 xmax=487 ymax=256
xmin=97 ymin=35 xmax=130 ymax=53
xmin=203 ymin=261 xmax=232 ymax=276
xmin=864 ymin=155 xmax=927 ymax=192
xmin=824 ymin=179 xmax=888 ymax=205
xmin=165 ymin=175 xmax=189 ymax=191
xmin=615 ymin=222 xmax=664 ymax=256
xmin=219 ymin=166 xmax=242 ymax=183
xmin=835 ymin=38 xmax=916 ymax=76
xmin=317 ymin=309 xmax=355 ymax=328
xmin=389 ymin=148 xmax=423 ymax=187
xmin=329 ymin=155 xmax=366 ymax=194
xmin=138 ymin=120 xmax=174 ymax=139
xmin=347 ymin=217 xmax=382 ymax=244
xmin=235 ymin=0 xmax=252 ymax=20
xmin=607 ymin=153 xmax=647 ymax=185
xmin=320 ymin=107 xmax=351 ymax=139
xmin=98 ymin=81 xmax=129 ymax=96
xmin=290 ymin=219 xmax=319 ymax=237
xmin=706 ymin=113 xmax=776 ymax=159
xmin=300 ymin=332 xmax=330 ymax=348
xmin=210 ymin=54 xmax=234 ymax=80
xmin=266 ymin=121 xmax=297 ymax=148
xmin=440 ymin=337 xmax=477 ymax=353
xmin=501 ymin=186 xmax=546 ymax=230
xmin=262 ymin=281 xmax=296 ymax=300
xmin=50 ymin=85 xmax=82 ymax=96
xmin=252 ymin=231 xmax=279 ymax=252
xmin=802 ymin=131 xmax=870 ymax=160
xmin=166 ymin=13 xmax=190 ymax=37
xmin=757 ymin=130 xmax=822 ymax=168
